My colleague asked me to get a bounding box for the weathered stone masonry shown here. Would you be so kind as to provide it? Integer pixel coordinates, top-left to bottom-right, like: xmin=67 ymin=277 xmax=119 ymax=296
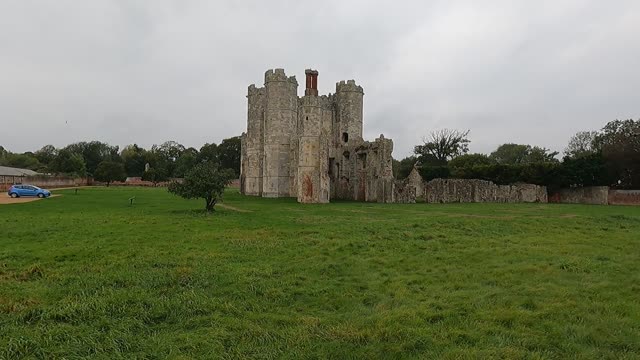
xmin=240 ymin=69 xmax=394 ymax=203
xmin=424 ymin=179 xmax=547 ymax=203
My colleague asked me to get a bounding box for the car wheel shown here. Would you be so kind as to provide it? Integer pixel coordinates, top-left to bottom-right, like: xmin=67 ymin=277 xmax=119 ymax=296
xmin=9 ymin=193 xmax=18 ymax=198
xmin=37 ymin=193 xmax=44 ymax=198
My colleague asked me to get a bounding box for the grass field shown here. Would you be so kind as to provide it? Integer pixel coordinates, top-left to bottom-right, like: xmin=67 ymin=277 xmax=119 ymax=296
xmin=1 ymin=187 xmax=639 ymax=359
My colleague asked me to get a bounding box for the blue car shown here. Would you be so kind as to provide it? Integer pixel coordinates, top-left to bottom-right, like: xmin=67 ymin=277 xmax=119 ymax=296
xmin=7 ymin=184 xmax=51 ymax=198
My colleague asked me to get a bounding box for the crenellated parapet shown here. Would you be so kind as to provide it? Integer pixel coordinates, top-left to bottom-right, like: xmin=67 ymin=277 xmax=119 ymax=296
xmin=319 ymin=95 xmax=334 ymax=110
xmin=374 ymin=134 xmax=393 ymax=149
xmin=300 ymin=95 xmax=321 ymax=107
xmin=265 ymin=68 xmax=298 ymax=85
xmin=247 ymin=84 xmax=265 ymax=97
xmin=300 ymin=94 xmax=333 ymax=108
xmin=336 ymin=80 xmax=364 ymax=94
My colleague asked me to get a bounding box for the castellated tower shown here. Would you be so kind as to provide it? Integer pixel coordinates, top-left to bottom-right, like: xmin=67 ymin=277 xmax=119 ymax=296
xmin=335 ymin=80 xmax=364 ymax=146
xmin=242 ymin=84 xmax=266 ymax=196
xmin=241 ymin=68 xmax=395 ymax=203
xmin=262 ymin=69 xmax=298 ymax=197
xmin=297 ymin=70 xmax=330 ymax=203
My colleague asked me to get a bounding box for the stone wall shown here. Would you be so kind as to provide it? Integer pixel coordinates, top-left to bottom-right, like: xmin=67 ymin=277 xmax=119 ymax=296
xmin=0 ymin=176 xmax=91 ymax=191
xmin=608 ymin=189 xmax=640 ymax=205
xmin=328 ymin=135 xmax=394 ymax=203
xmin=548 ymin=186 xmax=609 ymax=205
xmin=393 ymin=180 xmax=416 ymax=203
xmin=424 ymin=179 xmax=547 ymax=203
xmin=406 ymin=167 xmax=424 ymax=201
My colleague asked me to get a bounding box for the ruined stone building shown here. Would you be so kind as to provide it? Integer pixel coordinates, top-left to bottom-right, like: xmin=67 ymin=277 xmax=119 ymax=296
xmin=240 ymin=69 xmax=394 ymax=203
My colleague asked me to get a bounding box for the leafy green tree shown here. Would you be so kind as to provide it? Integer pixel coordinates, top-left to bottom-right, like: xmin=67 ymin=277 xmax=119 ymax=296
xmin=198 ymin=143 xmax=219 ymax=164
xmin=34 ymin=145 xmax=57 ymax=168
xmin=595 ymin=119 xmax=640 ymax=188
xmin=49 ymin=149 xmax=86 ymax=176
xmin=448 ymin=153 xmax=495 ymax=168
xmin=418 ymin=166 xmax=450 ymax=181
xmin=490 ymin=144 xmax=558 ymax=164
xmin=393 ymin=156 xmax=418 ymax=179
xmin=121 ymin=144 xmax=148 ymax=177
xmin=490 ymin=144 xmax=530 ymax=164
xmin=94 ymin=161 xmax=126 ymax=187
xmin=155 ymin=141 xmax=185 ymax=161
xmin=142 ymin=168 xmax=169 ymax=186
xmin=0 ymin=152 xmax=42 ymax=170
xmin=565 ymin=131 xmax=598 ymax=158
xmin=559 ymin=153 xmax=609 ymax=187
xmin=63 ymin=141 xmax=120 ymax=176
xmin=414 ymin=129 xmax=470 ymax=165
xmin=168 ymin=163 xmax=235 ymax=212
xmin=527 ymin=146 xmax=559 ymax=163
xmin=150 ymin=141 xmax=185 ymax=177
xmin=218 ymin=137 xmax=241 ymax=177
xmin=174 ymin=147 xmax=199 ymax=177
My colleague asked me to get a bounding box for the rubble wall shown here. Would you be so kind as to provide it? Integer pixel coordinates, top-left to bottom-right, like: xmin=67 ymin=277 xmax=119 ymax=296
xmin=406 ymin=167 xmax=424 ymax=201
xmin=393 ymin=180 xmax=417 ymax=203
xmin=425 ymin=179 xmax=547 ymax=203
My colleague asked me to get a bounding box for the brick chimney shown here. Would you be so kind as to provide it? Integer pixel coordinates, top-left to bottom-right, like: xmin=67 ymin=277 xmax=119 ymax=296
xmin=305 ymin=69 xmax=318 ymax=96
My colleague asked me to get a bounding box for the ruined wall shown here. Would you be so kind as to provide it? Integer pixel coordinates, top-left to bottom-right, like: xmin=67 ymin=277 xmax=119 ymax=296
xmin=406 ymin=167 xmax=424 ymax=201
xmin=368 ymin=136 xmax=395 ymax=203
xmin=330 ymin=135 xmax=394 ymax=202
xmin=548 ymin=186 xmax=609 ymax=205
xmin=608 ymin=190 xmax=640 ymax=205
xmin=393 ymin=180 xmax=417 ymax=203
xmin=425 ymin=179 xmax=547 ymax=203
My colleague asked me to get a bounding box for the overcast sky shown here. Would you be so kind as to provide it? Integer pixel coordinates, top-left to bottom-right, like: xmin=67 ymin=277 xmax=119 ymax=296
xmin=1 ymin=0 xmax=639 ymax=158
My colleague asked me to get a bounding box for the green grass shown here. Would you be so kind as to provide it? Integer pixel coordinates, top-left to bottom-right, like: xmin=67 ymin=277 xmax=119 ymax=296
xmin=1 ymin=187 xmax=639 ymax=359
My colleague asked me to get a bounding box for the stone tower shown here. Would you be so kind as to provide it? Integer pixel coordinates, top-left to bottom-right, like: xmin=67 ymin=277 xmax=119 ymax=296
xmin=335 ymin=80 xmax=364 ymax=146
xmin=262 ymin=69 xmax=298 ymax=197
xmin=242 ymin=84 xmax=265 ymax=196
xmin=297 ymin=70 xmax=330 ymax=203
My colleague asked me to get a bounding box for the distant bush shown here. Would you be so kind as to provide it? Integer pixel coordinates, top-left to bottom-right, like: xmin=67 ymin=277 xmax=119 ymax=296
xmin=421 ymin=162 xmax=569 ymax=189
xmin=418 ymin=166 xmax=450 ymax=181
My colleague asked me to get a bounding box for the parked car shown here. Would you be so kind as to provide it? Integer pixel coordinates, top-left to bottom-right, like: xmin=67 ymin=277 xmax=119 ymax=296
xmin=7 ymin=184 xmax=51 ymax=198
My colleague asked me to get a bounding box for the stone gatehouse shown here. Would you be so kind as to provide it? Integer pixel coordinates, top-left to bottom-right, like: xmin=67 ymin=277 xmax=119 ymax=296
xmin=240 ymin=69 xmax=394 ymax=203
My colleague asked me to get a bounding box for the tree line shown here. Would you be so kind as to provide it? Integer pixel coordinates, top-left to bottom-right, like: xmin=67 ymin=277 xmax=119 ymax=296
xmin=394 ymin=119 xmax=640 ymax=190
xmin=0 ymin=137 xmax=241 ymax=186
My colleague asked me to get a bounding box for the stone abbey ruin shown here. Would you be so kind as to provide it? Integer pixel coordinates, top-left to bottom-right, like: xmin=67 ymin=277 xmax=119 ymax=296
xmin=240 ymin=69 xmax=394 ymax=203
xmin=240 ymin=68 xmax=549 ymax=204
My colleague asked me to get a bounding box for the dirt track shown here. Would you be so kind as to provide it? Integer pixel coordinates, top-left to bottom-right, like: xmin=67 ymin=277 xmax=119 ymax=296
xmin=0 ymin=194 xmax=61 ymax=205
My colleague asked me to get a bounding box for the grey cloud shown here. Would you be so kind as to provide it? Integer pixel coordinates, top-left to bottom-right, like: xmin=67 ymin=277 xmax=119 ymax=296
xmin=1 ymin=0 xmax=639 ymax=158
